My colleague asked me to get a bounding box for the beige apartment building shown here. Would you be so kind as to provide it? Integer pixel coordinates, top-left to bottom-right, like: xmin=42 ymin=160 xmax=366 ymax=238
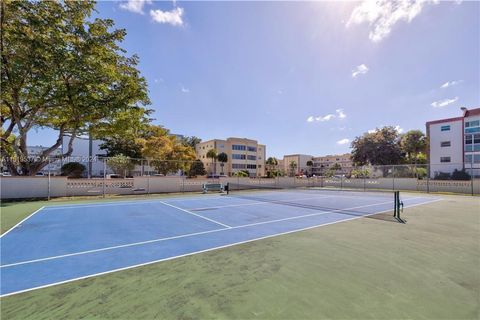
xmin=196 ymin=137 xmax=266 ymax=177
xmin=312 ymin=153 xmax=353 ymax=175
xmin=282 ymin=154 xmax=314 ymax=176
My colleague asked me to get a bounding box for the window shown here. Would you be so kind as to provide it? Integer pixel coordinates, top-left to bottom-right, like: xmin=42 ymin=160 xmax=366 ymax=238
xmin=475 ymin=134 xmax=480 ymax=144
xmin=441 ymin=125 xmax=450 ymax=131
xmin=247 ymin=146 xmax=257 ymax=152
xmin=246 ymin=164 xmax=257 ymax=169
xmin=465 ymin=155 xmax=480 ymax=164
xmin=440 ymin=157 xmax=451 ymax=163
xmin=247 ymin=155 xmax=256 ymax=160
xmin=232 ymin=144 xmax=246 ymax=151
xmin=465 ymin=127 xmax=480 ymax=134
xmin=465 ymin=120 xmax=480 ymax=128
xmin=232 ymin=163 xmax=246 ymax=169
xmin=465 ymin=135 xmax=473 ymax=144
xmin=440 ymin=141 xmax=451 ymax=147
xmin=232 ymin=154 xmax=246 ymax=160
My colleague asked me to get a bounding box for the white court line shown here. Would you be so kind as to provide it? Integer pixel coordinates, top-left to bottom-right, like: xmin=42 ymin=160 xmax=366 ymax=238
xmin=0 ymin=206 xmax=45 ymax=239
xmin=0 ymin=198 xmax=443 ymax=298
xmin=188 ymin=195 xmax=338 ymax=211
xmin=0 ymin=196 xmax=433 ymax=269
xmin=158 ymin=201 xmax=232 ymax=228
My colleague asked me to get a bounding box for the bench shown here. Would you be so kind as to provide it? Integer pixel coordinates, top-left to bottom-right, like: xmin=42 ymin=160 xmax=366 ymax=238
xmin=202 ymin=183 xmax=225 ymax=193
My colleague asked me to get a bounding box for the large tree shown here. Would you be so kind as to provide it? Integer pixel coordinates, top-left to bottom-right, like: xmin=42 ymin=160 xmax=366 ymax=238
xmin=400 ymin=130 xmax=427 ymax=165
xmin=138 ymin=126 xmax=196 ymax=175
xmin=178 ymin=136 xmax=202 ymax=149
xmin=350 ymin=127 xmax=403 ymax=166
xmin=1 ymin=1 xmax=150 ymax=175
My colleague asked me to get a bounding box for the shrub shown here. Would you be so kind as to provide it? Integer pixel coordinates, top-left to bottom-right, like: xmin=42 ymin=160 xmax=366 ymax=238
xmin=233 ymin=170 xmax=249 ymax=177
xmin=61 ymin=162 xmax=86 ymax=178
xmin=451 ymin=169 xmax=471 ymax=181
xmin=434 ymin=172 xmax=451 ymax=180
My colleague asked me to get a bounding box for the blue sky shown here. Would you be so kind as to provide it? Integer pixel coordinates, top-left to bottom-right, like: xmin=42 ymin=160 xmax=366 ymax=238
xmin=29 ymin=1 xmax=479 ymax=158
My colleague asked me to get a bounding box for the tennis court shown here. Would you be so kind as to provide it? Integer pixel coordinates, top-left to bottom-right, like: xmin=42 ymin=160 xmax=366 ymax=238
xmin=0 ymin=187 xmax=440 ymax=297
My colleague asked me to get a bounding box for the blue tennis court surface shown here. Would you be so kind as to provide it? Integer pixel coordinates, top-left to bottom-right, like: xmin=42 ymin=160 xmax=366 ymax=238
xmin=0 ymin=190 xmax=440 ymax=296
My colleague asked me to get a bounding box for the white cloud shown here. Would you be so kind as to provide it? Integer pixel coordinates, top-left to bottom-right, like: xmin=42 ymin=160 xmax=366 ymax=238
xmin=336 ymin=108 xmax=347 ymax=119
xmin=347 ymin=0 xmax=437 ymax=42
xmin=150 ymin=7 xmax=184 ymax=26
xmin=352 ymin=64 xmax=369 ymax=78
xmin=368 ymin=125 xmax=403 ymax=133
xmin=307 ymin=109 xmax=347 ymax=123
xmin=337 ymin=138 xmax=350 ymax=145
xmin=180 ymin=85 xmax=189 ymax=93
xmin=431 ymin=97 xmax=459 ymax=108
xmin=120 ymin=0 xmax=152 ymax=14
xmin=440 ymin=80 xmax=463 ymax=89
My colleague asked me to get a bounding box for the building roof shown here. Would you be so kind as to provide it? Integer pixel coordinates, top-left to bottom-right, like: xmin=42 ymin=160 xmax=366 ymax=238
xmin=426 ymin=107 xmax=480 ymax=127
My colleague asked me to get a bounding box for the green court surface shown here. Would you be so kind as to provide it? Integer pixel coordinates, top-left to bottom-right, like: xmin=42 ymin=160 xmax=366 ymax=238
xmin=1 ymin=193 xmax=479 ymax=319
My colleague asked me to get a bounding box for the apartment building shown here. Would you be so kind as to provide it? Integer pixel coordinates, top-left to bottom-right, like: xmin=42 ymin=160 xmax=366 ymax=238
xmin=426 ymin=107 xmax=480 ymax=177
xmin=282 ymin=154 xmax=314 ymax=176
xmin=312 ymin=153 xmax=353 ymax=176
xmin=195 ymin=137 xmax=266 ymax=177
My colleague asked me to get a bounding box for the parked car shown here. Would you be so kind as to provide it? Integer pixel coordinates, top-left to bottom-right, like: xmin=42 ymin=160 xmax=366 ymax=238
xmin=35 ymin=172 xmax=45 ymax=176
xmin=1 ymin=171 xmax=12 ymax=176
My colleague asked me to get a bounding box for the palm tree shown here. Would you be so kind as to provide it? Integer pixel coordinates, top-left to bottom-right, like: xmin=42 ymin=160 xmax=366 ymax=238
xmin=306 ymin=160 xmax=313 ymax=176
xmin=265 ymin=157 xmax=278 ymax=177
xmin=206 ymin=149 xmax=217 ymax=175
xmin=217 ymin=152 xmax=228 ymax=175
xmin=289 ymin=161 xmax=297 ymax=177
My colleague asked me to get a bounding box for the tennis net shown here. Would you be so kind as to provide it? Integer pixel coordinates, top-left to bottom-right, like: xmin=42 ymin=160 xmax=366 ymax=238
xmin=225 ymin=182 xmax=403 ymax=221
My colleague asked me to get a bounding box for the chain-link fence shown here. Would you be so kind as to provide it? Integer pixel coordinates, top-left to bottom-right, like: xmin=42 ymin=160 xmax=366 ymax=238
xmin=1 ymin=157 xmax=479 ymax=199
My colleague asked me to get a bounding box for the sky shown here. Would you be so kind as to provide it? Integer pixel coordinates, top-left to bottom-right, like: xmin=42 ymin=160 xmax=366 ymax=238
xmin=27 ymin=0 xmax=479 ymax=158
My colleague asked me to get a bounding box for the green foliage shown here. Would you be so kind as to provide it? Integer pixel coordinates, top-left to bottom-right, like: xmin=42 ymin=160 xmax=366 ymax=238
xmin=138 ymin=125 xmax=196 ymax=175
xmin=266 ymin=170 xmax=283 ymax=178
xmin=217 ymin=152 xmax=228 ymax=163
xmin=206 ymin=149 xmax=217 ymax=160
xmin=188 ymin=159 xmax=206 ymax=177
xmin=266 ymin=157 xmax=278 ymax=166
xmin=434 ymin=172 xmax=451 ymax=180
xmin=451 ymin=169 xmax=471 ymax=181
xmin=60 ymin=162 xmax=86 ymax=178
xmin=107 ymin=155 xmax=135 ymax=177
xmin=233 ymin=170 xmax=249 ymax=177
xmin=306 ymin=160 xmax=313 ymax=167
xmin=351 ymin=127 xmax=403 ymax=166
xmin=288 ymin=161 xmax=297 ymax=177
xmin=179 ymin=136 xmax=202 ymax=149
xmin=350 ymin=168 xmax=370 ymax=178
xmin=1 ymin=0 xmax=150 ymax=175
xmin=400 ymin=130 xmax=427 ymax=164
xmin=415 ymin=167 xmax=427 ymax=179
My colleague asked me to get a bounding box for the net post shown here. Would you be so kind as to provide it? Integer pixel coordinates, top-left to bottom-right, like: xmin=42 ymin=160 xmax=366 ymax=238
xmin=393 ymin=191 xmax=398 ymax=218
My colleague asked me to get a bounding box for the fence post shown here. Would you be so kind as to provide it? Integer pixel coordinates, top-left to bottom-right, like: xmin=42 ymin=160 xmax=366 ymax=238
xmin=471 ymin=163 xmax=474 ymax=196
xmin=147 ymin=160 xmax=150 ymax=195
xmin=363 ymin=166 xmax=366 ymax=192
xmin=426 ymin=164 xmax=430 ymax=193
xmin=47 ymin=157 xmax=51 ymax=201
xmin=182 ymin=175 xmax=185 ymax=193
xmin=392 ymin=165 xmax=395 ymax=190
xmin=102 ymin=159 xmax=106 ymax=198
